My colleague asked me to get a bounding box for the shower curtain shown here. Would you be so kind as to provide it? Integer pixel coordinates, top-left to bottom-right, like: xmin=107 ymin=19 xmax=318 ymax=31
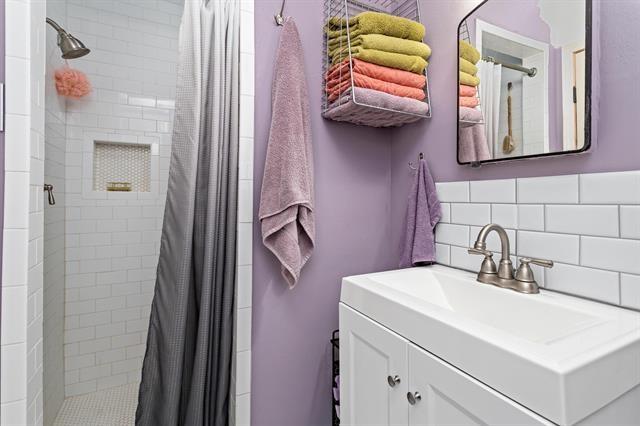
xmin=136 ymin=0 xmax=239 ymax=425
xmin=478 ymin=60 xmax=502 ymax=157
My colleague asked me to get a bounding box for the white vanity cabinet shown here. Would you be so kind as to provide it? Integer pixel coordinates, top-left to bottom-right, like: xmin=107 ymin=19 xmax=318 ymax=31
xmin=340 ymin=304 xmax=550 ymax=426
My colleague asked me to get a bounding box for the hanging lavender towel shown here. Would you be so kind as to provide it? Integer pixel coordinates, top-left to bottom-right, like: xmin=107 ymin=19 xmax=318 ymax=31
xmin=399 ymin=157 xmax=441 ymax=268
xmin=259 ymin=18 xmax=315 ymax=288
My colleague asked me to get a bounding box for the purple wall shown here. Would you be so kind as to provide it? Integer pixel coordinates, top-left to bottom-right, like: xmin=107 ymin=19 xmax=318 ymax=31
xmin=252 ymin=2 xmax=395 ymax=425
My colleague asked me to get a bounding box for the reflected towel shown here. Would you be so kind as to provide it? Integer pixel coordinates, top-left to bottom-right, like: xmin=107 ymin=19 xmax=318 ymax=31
xmin=399 ymin=157 xmax=441 ymax=268
xmin=460 ymin=71 xmax=480 ymax=87
xmin=459 ymin=57 xmax=478 ymax=75
xmin=459 ymin=96 xmax=479 ymax=108
xmin=328 ymin=34 xmax=431 ymax=60
xmin=459 ymin=40 xmax=480 ymax=64
xmin=332 ymin=47 xmax=428 ymax=74
xmin=327 ymin=11 xmax=425 ymax=41
xmin=459 ymin=106 xmax=483 ymax=127
xmin=327 ymin=58 xmax=426 ymax=89
xmin=326 ymin=71 xmax=426 ymax=102
xmin=459 ymin=122 xmax=491 ymax=163
xmin=259 ymin=19 xmax=315 ymax=288
xmin=459 ymin=84 xmax=477 ymax=97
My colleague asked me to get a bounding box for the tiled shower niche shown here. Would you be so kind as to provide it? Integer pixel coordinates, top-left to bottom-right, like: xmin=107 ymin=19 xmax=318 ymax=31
xmin=93 ymin=141 xmax=152 ymax=192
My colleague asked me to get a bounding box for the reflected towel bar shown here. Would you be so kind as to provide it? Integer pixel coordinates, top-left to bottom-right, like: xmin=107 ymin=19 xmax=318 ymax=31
xmin=483 ymin=56 xmax=537 ymax=77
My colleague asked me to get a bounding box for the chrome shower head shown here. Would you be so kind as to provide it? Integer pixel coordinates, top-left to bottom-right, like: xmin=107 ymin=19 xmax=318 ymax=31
xmin=46 ymin=18 xmax=91 ymax=59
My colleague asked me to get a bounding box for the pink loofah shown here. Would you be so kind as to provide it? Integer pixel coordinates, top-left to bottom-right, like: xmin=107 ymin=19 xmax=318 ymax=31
xmin=54 ymin=66 xmax=92 ymax=99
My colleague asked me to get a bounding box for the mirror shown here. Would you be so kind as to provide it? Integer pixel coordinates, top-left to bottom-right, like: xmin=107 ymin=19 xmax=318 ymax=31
xmin=457 ymin=0 xmax=592 ymax=165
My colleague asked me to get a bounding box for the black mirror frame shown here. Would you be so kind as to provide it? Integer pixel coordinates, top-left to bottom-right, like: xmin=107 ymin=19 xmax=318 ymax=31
xmin=456 ymin=0 xmax=593 ymax=166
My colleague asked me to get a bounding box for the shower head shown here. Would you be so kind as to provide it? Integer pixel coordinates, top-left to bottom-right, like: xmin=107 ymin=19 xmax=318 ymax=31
xmin=46 ymin=18 xmax=91 ymax=59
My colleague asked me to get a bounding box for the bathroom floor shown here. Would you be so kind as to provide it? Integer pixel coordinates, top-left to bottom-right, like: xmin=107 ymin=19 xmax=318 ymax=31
xmin=53 ymin=383 xmax=139 ymax=425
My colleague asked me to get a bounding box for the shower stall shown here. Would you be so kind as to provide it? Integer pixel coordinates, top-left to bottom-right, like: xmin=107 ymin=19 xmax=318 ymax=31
xmin=0 ymin=0 xmax=259 ymax=424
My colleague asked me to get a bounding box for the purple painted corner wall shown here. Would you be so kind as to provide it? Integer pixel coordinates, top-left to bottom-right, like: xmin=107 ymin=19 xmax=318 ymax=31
xmin=252 ymin=2 xmax=395 ymax=425
xmin=252 ymin=1 xmax=640 ymax=425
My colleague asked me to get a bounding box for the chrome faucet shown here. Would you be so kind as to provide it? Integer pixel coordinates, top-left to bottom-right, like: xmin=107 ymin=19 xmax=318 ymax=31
xmin=468 ymin=224 xmax=553 ymax=294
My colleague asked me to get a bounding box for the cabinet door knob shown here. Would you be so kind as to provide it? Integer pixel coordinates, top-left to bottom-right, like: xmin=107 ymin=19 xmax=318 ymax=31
xmin=407 ymin=391 xmax=421 ymax=405
xmin=387 ymin=375 xmax=401 ymax=387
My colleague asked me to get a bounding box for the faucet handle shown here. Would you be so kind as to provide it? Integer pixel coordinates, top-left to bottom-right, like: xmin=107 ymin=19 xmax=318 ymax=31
xmin=519 ymin=257 xmax=554 ymax=268
xmin=468 ymin=247 xmax=493 ymax=257
xmin=516 ymin=257 xmax=553 ymax=283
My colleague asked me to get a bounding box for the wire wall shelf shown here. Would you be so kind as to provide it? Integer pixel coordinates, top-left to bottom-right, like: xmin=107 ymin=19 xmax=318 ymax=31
xmin=322 ymin=0 xmax=432 ymax=127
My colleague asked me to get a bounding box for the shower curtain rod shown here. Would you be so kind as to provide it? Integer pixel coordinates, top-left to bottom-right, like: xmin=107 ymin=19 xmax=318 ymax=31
xmin=483 ymin=56 xmax=537 ymax=77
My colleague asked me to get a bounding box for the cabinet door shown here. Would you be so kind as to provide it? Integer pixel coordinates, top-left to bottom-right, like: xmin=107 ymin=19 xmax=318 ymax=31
xmin=340 ymin=304 xmax=409 ymax=426
xmin=407 ymin=344 xmax=551 ymax=426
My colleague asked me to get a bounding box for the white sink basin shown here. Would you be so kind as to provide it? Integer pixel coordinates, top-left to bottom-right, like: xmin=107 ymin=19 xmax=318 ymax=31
xmin=341 ymin=265 xmax=640 ymax=425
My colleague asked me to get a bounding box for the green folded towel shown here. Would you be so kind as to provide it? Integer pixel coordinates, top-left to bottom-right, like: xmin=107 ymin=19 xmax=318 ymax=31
xmin=332 ymin=48 xmax=428 ymax=74
xmin=459 ymin=71 xmax=480 ymax=87
xmin=459 ymin=40 xmax=480 ymax=64
xmin=459 ymin=57 xmax=478 ymax=75
xmin=327 ymin=11 xmax=425 ymax=41
xmin=328 ymin=34 xmax=431 ymax=60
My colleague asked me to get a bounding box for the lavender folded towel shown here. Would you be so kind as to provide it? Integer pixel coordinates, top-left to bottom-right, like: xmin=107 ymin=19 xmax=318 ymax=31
xmin=259 ymin=18 xmax=315 ymax=288
xmin=399 ymin=157 xmax=441 ymax=268
xmin=323 ymin=87 xmax=429 ymax=127
xmin=459 ymin=123 xmax=491 ymax=163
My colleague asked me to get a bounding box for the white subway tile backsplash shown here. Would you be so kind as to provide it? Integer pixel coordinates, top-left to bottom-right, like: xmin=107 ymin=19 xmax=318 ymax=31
xmin=621 ymin=274 xmax=640 ymax=310
xmin=434 ymin=243 xmax=450 ymax=265
xmin=581 ymin=237 xmax=640 ymax=275
xmin=517 ymin=175 xmax=579 ymax=204
xmin=470 ymin=179 xmax=516 ymax=203
xmin=435 ymin=224 xmax=469 ymax=247
xmin=449 ymin=246 xmax=482 ymax=272
xmin=620 ymin=206 xmax=640 ymax=239
xmin=580 ymin=171 xmax=640 ymax=205
xmin=545 ymin=263 xmax=620 ymax=304
xmin=450 ymin=204 xmax=490 ymax=226
xmin=439 ymin=203 xmax=451 ymax=223
xmin=518 ymin=231 xmax=579 ymax=264
xmin=491 ymin=204 xmax=517 ymax=229
xmin=545 ymin=205 xmax=619 ymax=237
xmin=435 ymin=181 xmax=469 ymax=202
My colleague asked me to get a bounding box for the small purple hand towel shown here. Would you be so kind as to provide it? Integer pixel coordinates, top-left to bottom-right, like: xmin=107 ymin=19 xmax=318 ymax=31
xmin=399 ymin=157 xmax=442 ymax=268
xmin=259 ymin=18 xmax=315 ymax=288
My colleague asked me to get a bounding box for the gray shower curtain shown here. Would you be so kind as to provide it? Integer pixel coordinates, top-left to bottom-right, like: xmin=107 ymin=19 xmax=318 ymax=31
xmin=136 ymin=0 xmax=239 ymax=425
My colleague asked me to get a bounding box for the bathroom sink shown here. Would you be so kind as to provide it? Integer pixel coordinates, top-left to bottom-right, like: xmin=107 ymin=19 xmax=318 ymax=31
xmin=341 ymin=265 xmax=640 ymax=425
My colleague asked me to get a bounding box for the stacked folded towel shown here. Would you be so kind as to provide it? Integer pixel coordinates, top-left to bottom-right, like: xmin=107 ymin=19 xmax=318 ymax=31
xmin=324 ymin=11 xmax=431 ymax=118
xmin=458 ymin=40 xmax=480 ymax=107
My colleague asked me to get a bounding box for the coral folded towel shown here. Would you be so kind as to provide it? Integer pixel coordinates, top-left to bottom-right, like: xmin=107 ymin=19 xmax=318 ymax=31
xmin=326 ymin=72 xmax=425 ymax=102
xmin=459 ymin=84 xmax=477 ymax=97
xmin=328 ymin=34 xmax=431 ymax=60
xmin=327 ymin=58 xmax=426 ymax=89
xmin=331 ymin=48 xmax=427 ymax=74
xmin=327 ymin=11 xmax=425 ymax=41
xmin=459 ymin=71 xmax=480 ymax=87
xmin=459 ymin=96 xmax=479 ymax=108
xmin=259 ymin=19 xmax=314 ymax=288
xmin=459 ymin=57 xmax=478 ymax=75
xmin=459 ymin=40 xmax=480 ymax=64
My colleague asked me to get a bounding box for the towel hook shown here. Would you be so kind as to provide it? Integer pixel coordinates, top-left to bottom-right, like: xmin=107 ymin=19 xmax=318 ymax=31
xmin=408 ymin=152 xmax=424 ymax=170
xmin=274 ymin=0 xmax=286 ymax=26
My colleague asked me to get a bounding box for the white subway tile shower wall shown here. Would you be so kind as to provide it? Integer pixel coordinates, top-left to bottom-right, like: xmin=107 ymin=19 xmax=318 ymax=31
xmin=43 ymin=0 xmax=67 ymax=423
xmin=435 ymin=171 xmax=640 ymax=310
xmin=233 ymin=2 xmax=254 ymax=425
xmin=2 ymin=0 xmax=47 ymax=424
xmin=61 ymin=0 xmax=181 ymax=398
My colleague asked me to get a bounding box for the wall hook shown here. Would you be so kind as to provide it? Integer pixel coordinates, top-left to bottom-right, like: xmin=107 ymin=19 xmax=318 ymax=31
xmin=408 ymin=152 xmax=424 ymax=170
xmin=274 ymin=0 xmax=286 ymax=25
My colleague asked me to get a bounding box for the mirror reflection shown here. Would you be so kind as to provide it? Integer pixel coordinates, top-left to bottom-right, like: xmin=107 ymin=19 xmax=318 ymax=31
xmin=458 ymin=0 xmax=590 ymax=164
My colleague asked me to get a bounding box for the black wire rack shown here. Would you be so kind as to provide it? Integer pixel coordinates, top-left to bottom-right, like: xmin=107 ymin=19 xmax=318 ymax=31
xmin=331 ymin=329 xmax=340 ymax=425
